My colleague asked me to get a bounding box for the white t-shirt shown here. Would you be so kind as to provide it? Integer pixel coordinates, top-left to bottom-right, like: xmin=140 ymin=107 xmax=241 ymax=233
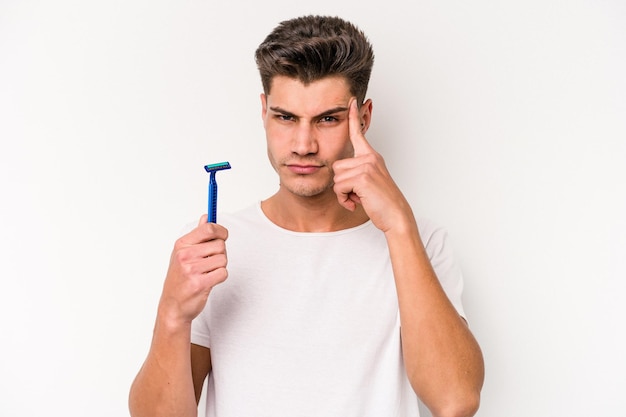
xmin=191 ymin=203 xmax=465 ymax=417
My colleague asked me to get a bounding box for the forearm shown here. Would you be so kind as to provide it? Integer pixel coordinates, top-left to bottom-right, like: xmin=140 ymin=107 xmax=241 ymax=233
xmin=386 ymin=221 xmax=484 ymax=417
xmin=128 ymin=216 xmax=226 ymax=417
xmin=129 ymin=314 xmax=197 ymax=417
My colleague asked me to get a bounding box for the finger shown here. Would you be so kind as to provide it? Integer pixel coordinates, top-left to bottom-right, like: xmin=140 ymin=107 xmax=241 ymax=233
xmin=197 ymin=214 xmax=228 ymax=241
xmin=193 ymin=238 xmax=227 ymax=259
xmin=179 ymin=218 xmax=228 ymax=246
xmin=335 ymin=186 xmax=361 ymax=212
xmin=333 ymin=168 xmax=363 ymax=212
xmin=171 ymin=237 xmax=226 ymax=268
xmin=348 ymin=98 xmax=373 ymax=157
xmin=186 ymin=252 xmax=228 ymax=277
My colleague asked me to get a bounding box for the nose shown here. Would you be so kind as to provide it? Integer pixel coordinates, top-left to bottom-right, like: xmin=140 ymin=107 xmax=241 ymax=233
xmin=291 ymin=123 xmax=318 ymax=156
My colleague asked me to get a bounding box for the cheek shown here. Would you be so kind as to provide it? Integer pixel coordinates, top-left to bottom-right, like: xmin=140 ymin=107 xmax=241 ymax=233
xmin=265 ymin=130 xmax=287 ymax=169
xmin=332 ymin=138 xmax=355 ymax=159
xmin=344 ymin=141 xmax=356 ymax=158
xmin=265 ymin=136 xmax=278 ymax=163
xmin=328 ymin=126 xmax=354 ymax=158
xmin=266 ymin=147 xmax=278 ymax=171
xmin=265 ymin=123 xmax=287 ymax=147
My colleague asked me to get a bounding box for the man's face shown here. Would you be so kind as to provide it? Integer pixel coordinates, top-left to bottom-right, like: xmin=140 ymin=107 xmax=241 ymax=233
xmin=261 ymin=76 xmax=369 ymax=199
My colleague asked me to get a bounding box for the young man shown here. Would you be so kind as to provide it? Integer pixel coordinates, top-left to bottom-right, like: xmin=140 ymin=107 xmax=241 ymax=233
xmin=129 ymin=15 xmax=484 ymax=417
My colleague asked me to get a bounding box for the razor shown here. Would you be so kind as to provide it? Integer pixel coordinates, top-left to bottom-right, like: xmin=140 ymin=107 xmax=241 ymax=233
xmin=204 ymin=161 xmax=231 ymax=223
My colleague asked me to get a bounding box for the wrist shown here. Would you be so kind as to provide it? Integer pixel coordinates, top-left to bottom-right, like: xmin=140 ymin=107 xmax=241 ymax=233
xmin=383 ymin=213 xmax=419 ymax=240
xmin=155 ymin=303 xmax=193 ymax=337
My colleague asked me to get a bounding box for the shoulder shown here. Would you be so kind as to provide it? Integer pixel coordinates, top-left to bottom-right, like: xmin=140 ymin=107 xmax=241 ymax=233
xmin=416 ymin=217 xmax=461 ymax=271
xmin=416 ymin=217 xmax=450 ymax=252
xmin=179 ymin=203 xmax=261 ymax=234
xmin=218 ymin=203 xmax=265 ymax=233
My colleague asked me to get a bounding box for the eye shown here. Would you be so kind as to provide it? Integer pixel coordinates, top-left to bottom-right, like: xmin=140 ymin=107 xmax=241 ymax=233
xmin=319 ymin=115 xmax=339 ymax=123
xmin=276 ymin=114 xmax=295 ymax=122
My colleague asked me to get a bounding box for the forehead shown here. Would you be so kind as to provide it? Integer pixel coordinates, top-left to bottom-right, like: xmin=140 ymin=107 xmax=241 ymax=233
xmin=266 ymin=76 xmax=352 ymax=113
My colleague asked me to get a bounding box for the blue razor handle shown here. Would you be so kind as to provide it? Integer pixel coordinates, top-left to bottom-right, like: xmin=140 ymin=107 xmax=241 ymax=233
xmin=204 ymin=161 xmax=231 ymax=223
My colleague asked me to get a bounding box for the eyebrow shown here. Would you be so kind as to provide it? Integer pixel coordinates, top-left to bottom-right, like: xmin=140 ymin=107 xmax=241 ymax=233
xmin=269 ymin=106 xmax=349 ymax=119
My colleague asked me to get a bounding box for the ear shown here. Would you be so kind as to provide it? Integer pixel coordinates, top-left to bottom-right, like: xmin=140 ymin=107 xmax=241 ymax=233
xmin=261 ymin=93 xmax=268 ymax=117
xmin=359 ymin=99 xmax=373 ymax=133
xmin=260 ymin=93 xmax=268 ymax=128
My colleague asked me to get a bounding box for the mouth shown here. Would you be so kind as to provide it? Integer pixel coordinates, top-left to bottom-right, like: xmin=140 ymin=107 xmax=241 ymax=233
xmin=285 ymin=163 xmax=323 ymax=175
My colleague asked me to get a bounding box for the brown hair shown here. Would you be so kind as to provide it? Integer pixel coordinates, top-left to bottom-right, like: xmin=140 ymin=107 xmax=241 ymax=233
xmin=255 ymin=15 xmax=375 ymax=104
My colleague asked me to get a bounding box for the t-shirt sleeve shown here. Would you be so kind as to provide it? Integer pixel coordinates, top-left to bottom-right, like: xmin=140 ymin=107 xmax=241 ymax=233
xmin=419 ymin=220 xmax=466 ymax=320
xmin=191 ymin=308 xmax=211 ymax=348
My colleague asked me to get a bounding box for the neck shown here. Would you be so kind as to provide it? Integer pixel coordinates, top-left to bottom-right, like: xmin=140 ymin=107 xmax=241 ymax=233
xmin=261 ymin=189 xmax=369 ymax=233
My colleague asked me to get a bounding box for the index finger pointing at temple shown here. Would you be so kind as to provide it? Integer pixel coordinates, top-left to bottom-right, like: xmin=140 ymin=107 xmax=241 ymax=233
xmin=348 ymin=97 xmax=373 ymax=157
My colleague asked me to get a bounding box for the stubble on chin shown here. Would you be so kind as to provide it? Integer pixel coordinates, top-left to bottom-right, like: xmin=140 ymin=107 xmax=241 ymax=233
xmin=278 ymin=165 xmax=335 ymax=198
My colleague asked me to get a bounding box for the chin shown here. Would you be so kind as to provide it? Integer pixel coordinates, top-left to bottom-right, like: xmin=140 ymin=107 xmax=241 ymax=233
xmin=281 ymin=180 xmax=332 ymax=199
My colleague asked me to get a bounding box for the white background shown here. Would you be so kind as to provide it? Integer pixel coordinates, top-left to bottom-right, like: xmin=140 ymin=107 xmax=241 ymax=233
xmin=1 ymin=1 xmax=624 ymax=416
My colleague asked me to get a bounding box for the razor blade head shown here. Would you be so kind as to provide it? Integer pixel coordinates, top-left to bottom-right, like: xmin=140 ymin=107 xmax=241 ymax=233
xmin=204 ymin=161 xmax=231 ymax=172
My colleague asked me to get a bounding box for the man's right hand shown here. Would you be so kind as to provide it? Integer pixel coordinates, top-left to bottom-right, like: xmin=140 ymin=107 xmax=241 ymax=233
xmin=158 ymin=214 xmax=229 ymax=326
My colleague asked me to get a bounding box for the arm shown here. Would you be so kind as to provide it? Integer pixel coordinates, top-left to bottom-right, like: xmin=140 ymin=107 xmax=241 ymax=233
xmin=385 ymin=215 xmax=484 ymax=417
xmin=129 ymin=215 xmax=228 ymax=417
xmin=333 ymin=99 xmax=484 ymax=417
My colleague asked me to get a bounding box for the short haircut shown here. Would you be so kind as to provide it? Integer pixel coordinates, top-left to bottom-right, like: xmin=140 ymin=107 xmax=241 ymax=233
xmin=255 ymin=15 xmax=375 ymax=105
